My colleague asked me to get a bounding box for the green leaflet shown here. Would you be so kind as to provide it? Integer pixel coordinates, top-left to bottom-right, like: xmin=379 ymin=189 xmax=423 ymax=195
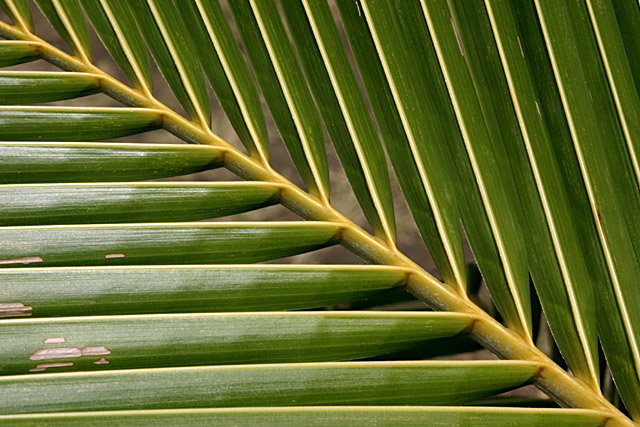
xmin=0 ymin=361 xmax=539 ymax=414
xmin=179 ymin=0 xmax=270 ymax=163
xmin=228 ymin=0 xmax=330 ymax=202
xmin=34 ymin=0 xmax=92 ymax=62
xmin=0 ymin=182 xmax=280 ymax=225
xmin=0 ymin=0 xmax=33 ymax=32
xmin=586 ymin=0 xmax=640 ymax=192
xmin=535 ymin=0 xmax=640 ymax=416
xmin=336 ymin=1 xmax=466 ymax=289
xmin=419 ymin=0 xmax=531 ymax=339
xmin=0 ymin=41 xmax=38 ymax=67
xmin=0 ymin=407 xmax=609 ymax=427
xmin=484 ymin=0 xmax=599 ymax=389
xmin=82 ymin=0 xmax=153 ymax=94
xmin=0 ymin=265 xmax=409 ymax=316
xmin=0 ymin=107 xmax=162 ymax=141
xmin=128 ymin=0 xmax=210 ymax=128
xmin=611 ymin=0 xmax=640 ymax=96
xmin=0 ymin=312 xmax=472 ymax=374
xmin=0 ymin=222 xmax=343 ymax=267
xmin=283 ymin=0 xmax=396 ymax=244
xmin=0 ymin=0 xmax=637 ymax=423
xmin=0 ymin=72 xmax=100 ymax=104
xmin=0 ymin=142 xmax=222 ymax=183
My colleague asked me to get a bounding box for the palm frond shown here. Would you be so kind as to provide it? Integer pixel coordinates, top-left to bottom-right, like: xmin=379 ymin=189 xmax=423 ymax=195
xmin=0 ymin=0 xmax=638 ymax=425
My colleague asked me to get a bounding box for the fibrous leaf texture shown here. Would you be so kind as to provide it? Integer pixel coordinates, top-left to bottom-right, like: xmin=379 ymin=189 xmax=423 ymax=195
xmin=0 ymin=0 xmax=638 ymax=425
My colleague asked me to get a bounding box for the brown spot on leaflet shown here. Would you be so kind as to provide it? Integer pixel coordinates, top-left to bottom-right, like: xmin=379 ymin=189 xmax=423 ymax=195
xmin=0 ymin=302 xmax=32 ymax=318
xmin=30 ymin=347 xmax=81 ymax=361
xmin=29 ymin=362 xmax=74 ymax=372
xmin=81 ymin=346 xmax=111 ymax=356
xmin=29 ymin=345 xmax=111 ymax=361
xmin=105 ymin=253 xmax=125 ymax=259
xmin=0 ymin=256 xmax=43 ymax=265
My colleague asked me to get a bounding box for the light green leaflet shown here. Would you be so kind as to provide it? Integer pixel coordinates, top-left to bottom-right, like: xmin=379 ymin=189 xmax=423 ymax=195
xmin=0 ymin=142 xmax=223 ymax=183
xmin=0 ymin=41 xmax=39 ymax=67
xmin=129 ymin=0 xmax=210 ymax=128
xmin=0 ymin=407 xmax=611 ymax=427
xmin=82 ymin=0 xmax=153 ymax=95
xmin=228 ymin=0 xmax=330 ymax=203
xmin=0 ymin=71 xmax=100 ymax=104
xmin=282 ymin=0 xmax=396 ymax=244
xmin=0 ymin=361 xmax=539 ymax=413
xmin=0 ymin=312 xmax=473 ymax=374
xmin=419 ymin=0 xmax=531 ymax=340
xmin=535 ymin=0 xmax=640 ymax=416
xmin=0 ymin=265 xmax=410 ymax=316
xmin=0 ymin=222 xmax=343 ymax=267
xmin=483 ymin=0 xmax=599 ymax=389
xmin=34 ymin=0 xmax=92 ymax=63
xmin=179 ymin=0 xmax=270 ymax=164
xmin=0 ymin=107 xmax=162 ymax=141
xmin=0 ymin=0 xmax=32 ymax=32
xmin=0 ymin=182 xmax=281 ymax=225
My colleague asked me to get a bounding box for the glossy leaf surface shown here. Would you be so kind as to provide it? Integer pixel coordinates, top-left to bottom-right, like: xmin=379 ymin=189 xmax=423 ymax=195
xmin=0 ymin=143 xmax=222 ymax=183
xmin=0 ymin=107 xmax=162 ymax=141
xmin=0 ymin=407 xmax=609 ymax=427
xmin=0 ymin=182 xmax=280 ymax=225
xmin=0 ymin=41 xmax=38 ymax=67
xmin=180 ymin=0 xmax=269 ymax=162
xmin=0 ymin=312 xmax=473 ymax=374
xmin=0 ymin=361 xmax=539 ymax=414
xmin=0 ymin=222 xmax=342 ymax=267
xmin=0 ymin=265 xmax=409 ymax=316
xmin=228 ymin=0 xmax=330 ymax=202
xmin=284 ymin=0 xmax=396 ymax=243
xmin=0 ymin=72 xmax=99 ymax=104
xmin=82 ymin=0 xmax=153 ymax=94
xmin=0 ymin=0 xmax=637 ymax=424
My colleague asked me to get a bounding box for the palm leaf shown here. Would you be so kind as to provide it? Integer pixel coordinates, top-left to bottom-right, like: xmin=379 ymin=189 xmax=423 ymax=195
xmin=0 ymin=407 xmax=615 ymax=427
xmin=0 ymin=0 xmax=638 ymax=425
